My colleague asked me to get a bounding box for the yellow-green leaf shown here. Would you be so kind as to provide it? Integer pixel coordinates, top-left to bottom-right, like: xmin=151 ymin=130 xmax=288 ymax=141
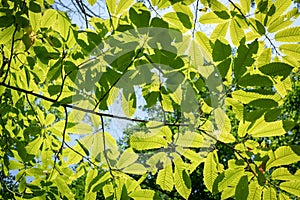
xmin=275 ymin=27 xmax=300 ymax=42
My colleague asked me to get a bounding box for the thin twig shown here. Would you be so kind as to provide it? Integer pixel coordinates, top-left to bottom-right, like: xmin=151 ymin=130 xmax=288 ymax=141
xmin=146 ymin=0 xmax=161 ymax=17
xmin=192 ymin=0 xmax=200 ymax=38
xmin=2 ymin=24 xmax=18 ymax=84
xmin=227 ymin=0 xmax=280 ymax=55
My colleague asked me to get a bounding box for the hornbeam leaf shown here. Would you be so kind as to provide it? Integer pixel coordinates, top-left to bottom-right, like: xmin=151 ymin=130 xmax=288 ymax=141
xmin=275 ymin=26 xmax=300 ymax=42
xmin=204 ymin=150 xmax=219 ymax=192
xmin=249 ymin=120 xmax=293 ymax=137
xmin=238 ymin=73 xmax=273 ymax=87
xmin=259 ymin=62 xmax=293 ymax=79
xmin=54 ymin=177 xmax=74 ymax=199
xmin=116 ymin=0 xmax=134 ymax=15
xmin=156 ymin=157 xmax=173 ymax=192
xmin=262 ymin=187 xmax=277 ymax=200
xmin=217 ymin=167 xmax=244 ymax=191
xmin=122 ymin=92 xmax=136 ymax=117
xmin=117 ymin=148 xmax=138 ymax=169
xmin=129 ymin=189 xmax=155 ymax=200
xmin=232 ymin=90 xmax=281 ymax=105
xmin=211 ymin=22 xmax=229 ymax=41
xmin=266 ymin=146 xmax=300 ymax=170
xmin=233 ymin=40 xmax=258 ymax=79
xmin=235 ymin=175 xmax=248 ymax=200
xmin=230 ymin=19 xmax=244 ymax=46
xmin=212 ymin=39 xmax=231 ymax=62
xmin=174 ymin=131 xmax=203 ymax=148
xmin=173 ymin=153 xmax=191 ymax=199
xmin=280 ymin=181 xmax=300 ymax=197
xmin=271 ymin=168 xmax=300 ymax=181
xmin=130 ymin=132 xmax=168 ymax=150
xmin=195 ymin=31 xmax=213 ymax=59
xmin=122 ymin=163 xmax=147 ymax=175
xmin=279 ymin=44 xmax=300 ymax=58
xmin=248 ymin=181 xmax=262 ymax=200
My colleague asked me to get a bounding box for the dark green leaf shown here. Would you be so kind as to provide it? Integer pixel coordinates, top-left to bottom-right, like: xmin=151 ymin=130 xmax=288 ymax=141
xmin=238 ymin=74 xmax=273 ymax=86
xmin=214 ymin=11 xmax=230 ymax=19
xmin=235 ymin=175 xmax=248 ymax=200
xmin=212 ymin=40 xmax=231 ymax=62
xmin=259 ymin=62 xmax=293 ymax=80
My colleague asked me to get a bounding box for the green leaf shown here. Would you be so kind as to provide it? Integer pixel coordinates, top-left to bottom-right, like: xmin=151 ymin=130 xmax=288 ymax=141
xmin=232 ymin=90 xmax=281 ymax=105
xmin=199 ymin=12 xmax=225 ymax=24
xmin=195 ymin=31 xmax=213 ymax=59
xmin=129 ymin=3 xmax=151 ymax=28
xmin=85 ymin=169 xmax=97 ymax=199
xmin=216 ymin=57 xmax=231 ymax=78
xmin=0 ymin=25 xmax=14 ymax=44
xmin=218 ymin=167 xmax=244 ymax=191
xmin=230 ymin=19 xmax=244 ymax=46
xmin=255 ymin=20 xmax=265 ymax=35
xmin=266 ymin=146 xmax=300 ymax=170
xmin=271 ymin=168 xmax=300 ymax=181
xmin=263 ymin=187 xmax=277 ymax=200
xmin=130 ymin=132 xmax=168 ymax=150
xmin=235 ymin=175 xmax=248 ymax=200
xmin=238 ymin=73 xmax=273 ymax=87
xmin=249 ymin=120 xmax=289 ymax=137
xmin=259 ymin=62 xmax=293 ymax=80
xmin=275 ymin=26 xmax=300 ymax=42
xmin=212 ymin=40 xmax=231 ymax=62
xmin=173 ymin=154 xmax=191 ymax=199
xmin=117 ymin=148 xmax=138 ymax=169
xmin=163 ymin=12 xmax=192 ymax=31
xmin=56 ymin=12 xmax=71 ymax=40
xmin=107 ymin=0 xmax=116 ymax=14
xmin=214 ymin=11 xmax=230 ymax=20
xmin=129 ymin=189 xmax=155 ymax=200
xmin=204 ymin=150 xmax=219 ymax=192
xmin=175 ymin=131 xmax=203 ymax=148
xmin=122 ymin=92 xmax=136 ymax=117
xmin=67 ymin=122 xmax=93 ymax=134
xmin=248 ymin=181 xmax=262 ymax=200
xmin=90 ymin=172 xmax=111 ymax=192
xmin=211 ymin=22 xmax=229 ymax=41
xmin=25 ymin=136 xmax=43 ymax=155
xmin=122 ymin=163 xmax=147 ymax=175
xmin=87 ymin=0 xmax=97 ymax=6
xmin=240 ymin=0 xmax=250 ymax=13
xmin=75 ymin=139 xmax=90 ymax=156
xmin=280 ymin=181 xmax=300 ymax=197
xmin=54 ymin=177 xmax=74 ymax=199
xmin=279 ymin=44 xmax=300 ymax=58
xmin=233 ymin=40 xmax=258 ymax=79
xmin=41 ymin=9 xmax=58 ymax=27
xmin=156 ymin=157 xmax=173 ymax=192
xmin=116 ymin=0 xmax=134 ymax=15
xmin=258 ymin=0 xmax=268 ymax=13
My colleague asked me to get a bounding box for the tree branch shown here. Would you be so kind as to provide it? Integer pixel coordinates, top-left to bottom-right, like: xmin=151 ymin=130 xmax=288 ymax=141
xmin=227 ymin=0 xmax=280 ymax=55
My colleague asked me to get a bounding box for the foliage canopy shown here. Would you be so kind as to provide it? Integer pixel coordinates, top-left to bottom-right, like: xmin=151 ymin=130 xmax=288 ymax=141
xmin=0 ymin=0 xmax=300 ymax=199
